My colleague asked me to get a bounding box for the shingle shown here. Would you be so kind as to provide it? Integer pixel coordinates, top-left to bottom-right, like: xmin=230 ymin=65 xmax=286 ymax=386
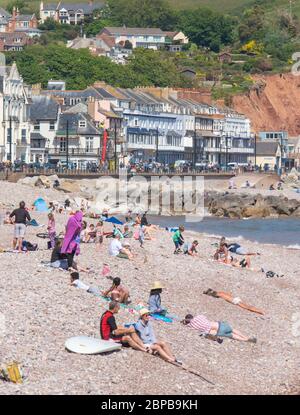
xmin=30 ymin=96 xmax=59 ymax=121
xmin=256 ymin=141 xmax=279 ymax=156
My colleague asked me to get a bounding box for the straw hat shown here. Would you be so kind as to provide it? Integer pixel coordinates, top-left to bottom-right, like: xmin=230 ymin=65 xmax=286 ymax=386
xmin=151 ymin=281 xmax=164 ymax=290
xmin=139 ymin=308 xmax=150 ymax=317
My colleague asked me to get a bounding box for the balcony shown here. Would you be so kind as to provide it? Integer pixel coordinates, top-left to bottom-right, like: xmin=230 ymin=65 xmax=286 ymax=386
xmin=48 ymin=148 xmax=101 ymax=156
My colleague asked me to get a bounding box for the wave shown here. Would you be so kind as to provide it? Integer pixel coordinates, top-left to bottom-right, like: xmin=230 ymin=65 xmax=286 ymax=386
xmin=201 ymin=232 xmax=246 ymax=241
xmin=286 ymin=244 xmax=300 ymax=250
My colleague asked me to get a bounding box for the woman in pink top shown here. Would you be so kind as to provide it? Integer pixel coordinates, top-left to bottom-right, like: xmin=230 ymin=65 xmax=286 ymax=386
xmin=47 ymin=212 xmax=56 ymax=249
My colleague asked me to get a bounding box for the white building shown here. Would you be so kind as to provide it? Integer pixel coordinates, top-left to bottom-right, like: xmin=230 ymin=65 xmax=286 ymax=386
xmin=0 ymin=62 xmax=31 ymax=163
xmin=98 ymin=27 xmax=166 ymax=50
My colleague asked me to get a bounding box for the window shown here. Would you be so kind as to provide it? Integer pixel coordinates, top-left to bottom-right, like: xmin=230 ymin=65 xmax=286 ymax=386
xmin=21 ymin=129 xmax=26 ymax=144
xmin=34 ymin=122 xmax=40 ymax=131
xmin=49 ymin=122 xmax=55 ymax=131
xmin=60 ymin=138 xmax=66 ymax=152
xmin=79 ymin=120 xmax=86 ymax=128
xmin=85 ymin=137 xmax=93 ymax=153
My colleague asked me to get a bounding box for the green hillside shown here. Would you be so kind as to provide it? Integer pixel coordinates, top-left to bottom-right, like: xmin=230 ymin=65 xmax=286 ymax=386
xmin=1 ymin=0 xmax=300 ymax=18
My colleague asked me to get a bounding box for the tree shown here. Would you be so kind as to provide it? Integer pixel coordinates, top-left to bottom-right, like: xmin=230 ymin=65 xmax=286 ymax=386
xmin=106 ymin=0 xmax=179 ymax=30
xmin=7 ymin=0 xmax=26 ymax=13
xmin=178 ymin=8 xmax=234 ymax=52
xmin=238 ymin=6 xmax=266 ymax=43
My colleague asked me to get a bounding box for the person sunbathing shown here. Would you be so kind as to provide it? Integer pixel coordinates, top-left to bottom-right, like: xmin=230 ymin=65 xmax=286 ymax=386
xmin=101 ymin=277 xmax=130 ymax=304
xmin=135 ymin=308 xmax=182 ymax=364
xmin=220 ymin=237 xmax=260 ymax=256
xmin=181 ymin=314 xmax=257 ymax=343
xmin=70 ymin=272 xmax=99 ymax=295
xmin=203 ymin=289 xmax=264 ymax=315
xmin=100 ymin=301 xmax=147 ymax=352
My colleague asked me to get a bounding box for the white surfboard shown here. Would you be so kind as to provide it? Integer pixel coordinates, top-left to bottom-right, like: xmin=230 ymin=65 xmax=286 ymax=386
xmin=65 ymin=336 xmax=121 ymax=354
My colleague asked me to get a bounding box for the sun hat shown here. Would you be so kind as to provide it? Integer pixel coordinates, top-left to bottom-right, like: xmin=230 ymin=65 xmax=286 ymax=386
xmin=139 ymin=308 xmax=150 ymax=317
xmin=151 ymin=281 xmax=164 ymax=290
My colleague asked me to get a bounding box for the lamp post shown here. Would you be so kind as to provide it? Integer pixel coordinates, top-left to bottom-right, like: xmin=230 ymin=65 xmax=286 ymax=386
xmin=66 ymin=119 xmax=69 ymax=169
xmin=156 ymin=127 xmax=159 ymax=162
xmin=114 ymin=120 xmax=117 ymax=174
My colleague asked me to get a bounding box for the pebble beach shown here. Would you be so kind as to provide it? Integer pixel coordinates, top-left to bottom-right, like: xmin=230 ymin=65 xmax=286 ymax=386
xmin=0 ymin=181 xmax=299 ymax=395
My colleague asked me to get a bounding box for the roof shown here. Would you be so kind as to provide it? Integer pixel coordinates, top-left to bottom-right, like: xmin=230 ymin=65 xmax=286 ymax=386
xmin=0 ymin=7 xmax=11 ymax=18
xmin=59 ymin=2 xmax=104 ymax=13
xmin=97 ymin=33 xmax=116 ymax=48
xmin=256 ymin=141 xmax=280 ymax=156
xmin=15 ymin=15 xmax=36 ymax=21
xmin=57 ymin=112 xmax=101 ymax=136
xmin=30 ymin=132 xmax=47 ymax=140
xmin=30 ymin=96 xmax=59 ymax=121
xmin=42 ymin=3 xmax=57 ymax=11
xmin=103 ymin=27 xmax=165 ymax=36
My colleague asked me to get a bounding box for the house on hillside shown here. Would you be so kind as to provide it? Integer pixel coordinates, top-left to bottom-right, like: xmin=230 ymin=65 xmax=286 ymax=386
xmin=0 ymin=32 xmax=32 ymax=51
xmin=39 ymin=1 xmax=104 ymax=25
xmin=0 ymin=6 xmax=39 ymax=36
xmin=218 ymin=52 xmax=232 ymax=64
xmin=98 ymin=27 xmax=166 ymax=50
xmin=164 ymin=31 xmax=189 ymax=52
xmin=179 ymin=68 xmax=197 ymax=80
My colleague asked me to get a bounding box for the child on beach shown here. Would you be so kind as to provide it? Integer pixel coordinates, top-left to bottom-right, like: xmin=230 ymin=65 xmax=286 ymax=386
xmin=96 ymin=221 xmax=104 ymax=248
xmin=139 ymin=225 xmax=145 ymax=248
xmin=148 ymin=281 xmax=167 ymax=315
xmin=70 ymin=272 xmax=99 ymax=295
xmin=47 ymin=213 xmax=56 ymax=249
xmin=183 ymin=240 xmax=199 ymax=256
xmin=172 ymin=225 xmax=184 ymax=254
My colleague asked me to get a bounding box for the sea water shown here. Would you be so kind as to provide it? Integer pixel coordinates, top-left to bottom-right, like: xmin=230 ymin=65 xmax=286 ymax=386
xmin=148 ymin=216 xmax=300 ymax=248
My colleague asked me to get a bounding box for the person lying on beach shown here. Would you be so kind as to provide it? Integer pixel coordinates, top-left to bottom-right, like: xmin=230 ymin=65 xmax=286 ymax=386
xmin=183 ymin=240 xmax=199 ymax=256
xmin=203 ymin=289 xmax=264 ymax=315
xmin=173 ymin=225 xmax=184 ymax=254
xmin=108 ymin=234 xmax=133 ymax=260
xmin=100 ymin=301 xmax=147 ymax=352
xmin=135 ymin=308 xmax=182 ymax=363
xmin=181 ymin=314 xmax=257 ymax=343
xmin=148 ymin=281 xmax=167 ymax=315
xmin=219 ymin=254 xmax=251 ymax=268
xmin=101 ymin=277 xmax=130 ymax=304
xmin=141 ymin=213 xmax=159 ymax=230
xmin=70 ymin=272 xmax=99 ymax=295
xmin=219 ymin=237 xmax=260 ymax=256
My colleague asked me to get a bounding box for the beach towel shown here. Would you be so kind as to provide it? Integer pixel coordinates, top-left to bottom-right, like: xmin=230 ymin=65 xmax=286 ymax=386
xmin=105 ymin=217 xmax=123 ymax=225
xmin=61 ymin=211 xmax=83 ymax=255
xmin=27 ymin=219 xmax=41 ymax=227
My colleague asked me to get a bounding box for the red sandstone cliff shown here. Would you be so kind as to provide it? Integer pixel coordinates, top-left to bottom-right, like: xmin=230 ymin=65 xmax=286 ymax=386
xmin=232 ymin=73 xmax=300 ymax=135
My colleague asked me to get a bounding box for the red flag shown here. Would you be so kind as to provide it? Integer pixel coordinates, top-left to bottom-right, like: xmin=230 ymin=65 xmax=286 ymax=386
xmin=102 ymin=130 xmax=108 ymax=162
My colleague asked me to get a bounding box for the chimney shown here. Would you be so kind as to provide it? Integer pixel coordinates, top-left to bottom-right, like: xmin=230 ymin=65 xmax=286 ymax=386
xmin=12 ymin=6 xmax=16 ymax=19
xmin=16 ymin=8 xmax=20 ymax=17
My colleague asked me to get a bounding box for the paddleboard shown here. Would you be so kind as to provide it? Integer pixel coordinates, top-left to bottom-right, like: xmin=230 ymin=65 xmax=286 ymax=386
xmin=65 ymin=336 xmax=121 ymax=354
